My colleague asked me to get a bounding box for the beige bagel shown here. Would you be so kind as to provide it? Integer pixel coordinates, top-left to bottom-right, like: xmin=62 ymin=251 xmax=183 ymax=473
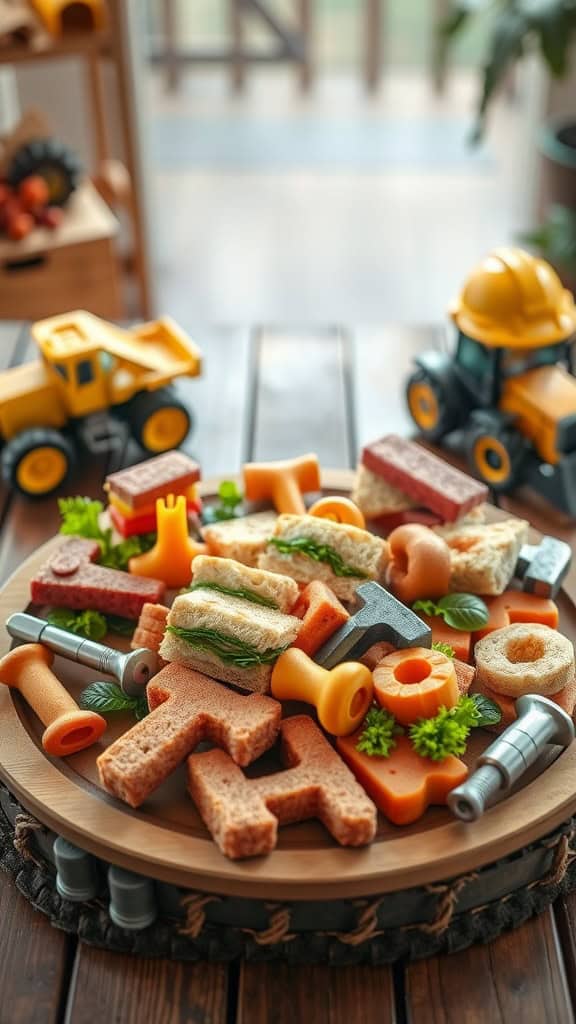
xmin=474 ymin=623 xmax=575 ymax=698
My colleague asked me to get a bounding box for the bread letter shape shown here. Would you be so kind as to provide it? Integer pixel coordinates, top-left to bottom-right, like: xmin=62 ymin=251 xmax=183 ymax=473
xmin=421 ymin=589 xmax=559 ymax=664
xmin=188 ymin=715 xmax=377 ymax=859
xmin=337 ymin=734 xmax=468 ymax=826
xmin=259 ymin=513 xmax=389 ymax=602
xmin=97 ymin=663 xmax=281 ymax=808
xmin=30 ymin=538 xmax=166 ymax=618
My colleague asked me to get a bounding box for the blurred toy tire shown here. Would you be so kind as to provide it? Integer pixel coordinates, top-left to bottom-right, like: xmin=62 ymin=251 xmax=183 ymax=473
xmin=128 ymin=389 xmax=192 ymax=454
xmin=7 ymin=139 xmax=81 ymax=206
xmin=465 ymin=423 xmax=526 ymax=492
xmin=405 ymin=369 xmax=459 ymax=441
xmin=2 ymin=428 xmax=76 ymax=497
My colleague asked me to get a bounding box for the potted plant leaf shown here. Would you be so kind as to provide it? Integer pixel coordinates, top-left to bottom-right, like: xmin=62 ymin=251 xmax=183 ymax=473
xmin=437 ymin=0 xmax=576 ymax=281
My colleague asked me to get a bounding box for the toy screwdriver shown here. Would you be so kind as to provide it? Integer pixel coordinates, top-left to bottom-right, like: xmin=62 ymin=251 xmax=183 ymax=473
xmin=6 ymin=612 xmax=157 ymax=697
xmin=448 ymin=694 xmax=574 ymax=822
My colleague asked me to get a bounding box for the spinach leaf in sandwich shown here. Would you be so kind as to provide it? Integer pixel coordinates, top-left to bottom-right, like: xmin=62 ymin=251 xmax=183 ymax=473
xmin=185 ymin=581 xmax=278 ymax=609
xmin=167 ymin=625 xmax=289 ymax=668
xmin=267 ymin=536 xmax=369 ymax=579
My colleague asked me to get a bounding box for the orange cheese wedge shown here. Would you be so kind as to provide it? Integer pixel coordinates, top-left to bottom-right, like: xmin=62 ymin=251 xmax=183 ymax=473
xmin=337 ymin=733 xmax=468 ymax=825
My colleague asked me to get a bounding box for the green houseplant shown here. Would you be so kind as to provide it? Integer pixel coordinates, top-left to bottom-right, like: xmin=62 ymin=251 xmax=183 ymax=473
xmin=437 ymin=1 xmax=576 ymax=282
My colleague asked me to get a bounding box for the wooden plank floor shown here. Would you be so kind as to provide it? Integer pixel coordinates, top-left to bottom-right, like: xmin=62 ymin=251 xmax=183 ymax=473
xmin=0 ymin=323 xmax=576 ymax=1022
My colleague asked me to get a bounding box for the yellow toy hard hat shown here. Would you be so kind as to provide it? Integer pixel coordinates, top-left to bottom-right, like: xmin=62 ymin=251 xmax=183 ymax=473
xmin=449 ymin=247 xmax=576 ymax=348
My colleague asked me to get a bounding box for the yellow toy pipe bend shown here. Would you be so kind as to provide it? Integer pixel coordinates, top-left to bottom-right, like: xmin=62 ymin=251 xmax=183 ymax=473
xmin=271 ymin=648 xmax=373 ymax=737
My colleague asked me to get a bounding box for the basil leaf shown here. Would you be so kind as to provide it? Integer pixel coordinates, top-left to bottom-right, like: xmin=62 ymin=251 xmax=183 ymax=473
xmin=134 ymin=698 xmax=149 ymax=721
xmin=436 ymin=594 xmax=489 ymax=631
xmin=471 ymin=693 xmax=502 ymax=727
xmin=79 ymin=682 xmax=133 ymax=714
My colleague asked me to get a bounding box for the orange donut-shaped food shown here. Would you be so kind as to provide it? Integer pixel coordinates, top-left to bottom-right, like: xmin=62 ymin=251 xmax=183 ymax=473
xmin=373 ymin=647 xmax=459 ymax=725
xmin=307 ymin=496 xmax=366 ymax=529
xmin=387 ymin=523 xmax=450 ymax=605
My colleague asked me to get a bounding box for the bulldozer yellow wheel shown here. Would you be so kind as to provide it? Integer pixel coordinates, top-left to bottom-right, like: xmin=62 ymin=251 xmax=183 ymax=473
xmin=16 ymin=447 xmax=68 ymax=496
xmin=407 ymin=380 xmax=440 ymax=433
xmin=472 ymin=436 xmax=512 ymax=486
xmin=141 ymin=407 xmax=189 ymax=453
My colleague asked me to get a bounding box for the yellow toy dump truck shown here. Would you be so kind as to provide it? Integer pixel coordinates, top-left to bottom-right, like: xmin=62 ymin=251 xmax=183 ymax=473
xmin=0 ymin=310 xmax=202 ymax=497
xmin=406 ymin=247 xmax=576 ymax=515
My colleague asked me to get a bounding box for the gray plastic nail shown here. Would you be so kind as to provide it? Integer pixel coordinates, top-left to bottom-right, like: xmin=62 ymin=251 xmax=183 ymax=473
xmin=108 ymin=865 xmax=157 ymax=930
xmin=54 ymin=836 xmax=99 ymax=902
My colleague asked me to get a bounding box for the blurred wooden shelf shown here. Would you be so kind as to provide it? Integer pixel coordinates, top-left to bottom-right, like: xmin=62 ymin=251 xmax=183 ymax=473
xmin=0 ymin=180 xmax=122 ymax=321
xmin=0 ymin=29 xmax=110 ymax=65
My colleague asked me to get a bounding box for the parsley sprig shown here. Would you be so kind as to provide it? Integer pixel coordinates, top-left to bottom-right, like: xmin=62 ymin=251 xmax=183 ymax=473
xmin=356 ymin=707 xmax=404 ymax=757
xmin=58 ymin=496 xmax=155 ymax=571
xmin=356 ymin=694 xmax=501 ymax=761
xmin=202 ymin=481 xmax=243 ymax=524
xmin=409 ymin=695 xmax=501 ymax=761
xmin=268 ymin=536 xmax=369 ymax=579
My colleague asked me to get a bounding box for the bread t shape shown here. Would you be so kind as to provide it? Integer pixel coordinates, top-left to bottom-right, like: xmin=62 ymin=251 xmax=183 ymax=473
xmin=97 ymin=664 xmax=281 ymax=808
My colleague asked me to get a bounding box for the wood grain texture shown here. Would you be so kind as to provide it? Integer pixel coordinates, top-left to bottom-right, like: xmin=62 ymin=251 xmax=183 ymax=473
xmin=405 ymin=911 xmax=573 ymax=1024
xmin=64 ymin=948 xmax=228 ymax=1024
xmin=237 ymin=963 xmax=396 ymax=1024
xmin=0 ymin=870 xmax=72 ymax=1024
xmin=554 ymin=894 xmax=576 ymax=1012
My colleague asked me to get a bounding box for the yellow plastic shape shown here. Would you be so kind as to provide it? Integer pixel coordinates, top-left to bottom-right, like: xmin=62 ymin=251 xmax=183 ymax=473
xmin=270 ymin=647 xmax=373 ymax=736
xmin=0 ymin=643 xmax=106 ymax=756
xmin=307 ymin=495 xmax=366 ymax=529
xmin=243 ymin=453 xmax=321 ymax=515
xmin=31 ymin=0 xmax=107 ymax=36
xmin=128 ymin=494 xmax=206 ymax=589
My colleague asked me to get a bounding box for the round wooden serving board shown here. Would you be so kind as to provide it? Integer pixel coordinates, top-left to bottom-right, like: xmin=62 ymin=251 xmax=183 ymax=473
xmin=1 ymin=470 xmax=576 ymax=901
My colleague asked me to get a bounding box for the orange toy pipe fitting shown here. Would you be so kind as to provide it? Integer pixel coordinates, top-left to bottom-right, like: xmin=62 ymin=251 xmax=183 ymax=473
xmin=373 ymin=647 xmax=459 ymax=726
xmin=0 ymin=644 xmax=106 ymax=756
xmin=271 ymin=647 xmax=373 ymax=736
xmin=387 ymin=524 xmax=451 ymax=605
xmin=307 ymin=496 xmax=366 ymax=529
xmin=129 ymin=495 xmax=206 ymax=589
xmin=243 ymin=454 xmax=321 ymax=514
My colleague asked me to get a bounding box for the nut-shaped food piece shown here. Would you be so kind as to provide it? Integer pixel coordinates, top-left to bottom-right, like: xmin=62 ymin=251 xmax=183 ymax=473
xmin=387 ymin=523 xmax=451 ymax=605
xmin=474 ymin=623 xmax=574 ymax=698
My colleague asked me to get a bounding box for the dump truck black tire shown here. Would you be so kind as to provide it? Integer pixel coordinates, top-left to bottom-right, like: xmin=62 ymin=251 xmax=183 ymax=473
xmin=465 ymin=421 xmax=527 ymax=492
xmin=2 ymin=428 xmax=76 ymax=498
xmin=128 ymin=389 xmax=192 ymax=454
xmin=405 ymin=368 xmax=460 ymax=442
xmin=8 ymin=138 xmax=81 ymax=206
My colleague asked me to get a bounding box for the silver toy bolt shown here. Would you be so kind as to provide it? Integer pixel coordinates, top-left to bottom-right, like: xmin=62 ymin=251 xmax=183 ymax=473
xmin=6 ymin=612 xmax=157 ymax=697
xmin=448 ymin=694 xmax=575 ymax=822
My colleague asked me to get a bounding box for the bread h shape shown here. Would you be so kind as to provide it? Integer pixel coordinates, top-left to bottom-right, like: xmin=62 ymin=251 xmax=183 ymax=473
xmin=188 ymin=715 xmax=377 ymax=859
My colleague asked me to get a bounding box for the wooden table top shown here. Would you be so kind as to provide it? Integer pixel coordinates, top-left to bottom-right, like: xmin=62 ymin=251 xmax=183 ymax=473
xmin=1 ymin=321 xmax=576 ymax=1024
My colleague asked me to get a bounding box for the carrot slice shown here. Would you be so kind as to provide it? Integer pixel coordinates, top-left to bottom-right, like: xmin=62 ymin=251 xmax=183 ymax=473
xmin=373 ymin=647 xmax=458 ymax=725
xmin=291 ymin=581 xmax=349 ymax=657
xmin=337 ymin=733 xmax=468 ymax=825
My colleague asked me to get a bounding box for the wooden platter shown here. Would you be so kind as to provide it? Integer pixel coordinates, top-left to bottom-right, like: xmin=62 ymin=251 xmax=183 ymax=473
xmin=1 ymin=470 xmax=576 ymax=902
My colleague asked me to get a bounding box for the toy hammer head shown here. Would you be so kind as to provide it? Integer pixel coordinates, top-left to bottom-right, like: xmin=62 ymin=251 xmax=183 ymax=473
xmin=243 ymin=454 xmax=321 ymax=514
